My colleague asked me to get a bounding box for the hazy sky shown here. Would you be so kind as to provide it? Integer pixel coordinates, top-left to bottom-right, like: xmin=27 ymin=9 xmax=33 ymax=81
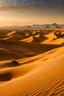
xmin=0 ymin=0 xmax=64 ymax=26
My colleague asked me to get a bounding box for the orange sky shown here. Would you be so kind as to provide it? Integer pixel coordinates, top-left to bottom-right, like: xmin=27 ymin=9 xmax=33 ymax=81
xmin=0 ymin=6 xmax=64 ymax=26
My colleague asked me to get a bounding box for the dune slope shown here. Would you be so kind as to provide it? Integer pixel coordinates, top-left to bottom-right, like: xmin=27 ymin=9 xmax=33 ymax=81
xmin=0 ymin=27 xmax=64 ymax=96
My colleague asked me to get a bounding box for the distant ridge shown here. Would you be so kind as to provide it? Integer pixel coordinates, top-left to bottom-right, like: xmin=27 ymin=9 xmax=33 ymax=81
xmin=32 ymin=23 xmax=64 ymax=27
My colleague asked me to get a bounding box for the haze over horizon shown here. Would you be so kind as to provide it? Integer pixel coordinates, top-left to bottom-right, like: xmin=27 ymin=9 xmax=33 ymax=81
xmin=0 ymin=0 xmax=64 ymax=26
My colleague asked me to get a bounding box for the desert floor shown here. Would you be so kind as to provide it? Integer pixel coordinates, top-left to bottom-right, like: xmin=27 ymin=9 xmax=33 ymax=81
xmin=0 ymin=26 xmax=64 ymax=96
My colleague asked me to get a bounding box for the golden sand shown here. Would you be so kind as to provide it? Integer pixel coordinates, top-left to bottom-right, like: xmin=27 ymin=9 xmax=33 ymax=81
xmin=0 ymin=27 xmax=64 ymax=96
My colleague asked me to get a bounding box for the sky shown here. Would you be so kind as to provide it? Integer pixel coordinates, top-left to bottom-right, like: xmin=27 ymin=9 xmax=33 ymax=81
xmin=0 ymin=0 xmax=64 ymax=26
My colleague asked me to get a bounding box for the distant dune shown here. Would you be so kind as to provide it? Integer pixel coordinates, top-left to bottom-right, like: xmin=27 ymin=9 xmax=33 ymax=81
xmin=0 ymin=27 xmax=64 ymax=96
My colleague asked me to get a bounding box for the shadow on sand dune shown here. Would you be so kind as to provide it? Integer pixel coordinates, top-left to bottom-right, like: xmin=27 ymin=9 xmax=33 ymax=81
xmin=0 ymin=73 xmax=12 ymax=82
xmin=0 ymin=60 xmax=20 ymax=69
xmin=0 ymin=39 xmax=62 ymax=61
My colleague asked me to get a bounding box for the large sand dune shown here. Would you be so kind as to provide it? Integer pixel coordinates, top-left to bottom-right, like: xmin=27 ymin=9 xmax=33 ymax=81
xmin=0 ymin=27 xmax=64 ymax=96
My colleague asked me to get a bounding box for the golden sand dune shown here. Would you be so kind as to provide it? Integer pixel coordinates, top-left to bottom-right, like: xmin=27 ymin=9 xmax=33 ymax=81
xmin=44 ymin=32 xmax=57 ymax=39
xmin=6 ymin=31 xmax=16 ymax=36
xmin=42 ymin=37 xmax=64 ymax=44
xmin=4 ymin=31 xmax=24 ymax=41
xmin=21 ymin=36 xmax=33 ymax=43
xmin=0 ymin=60 xmax=20 ymax=69
xmin=0 ymin=46 xmax=64 ymax=96
xmin=41 ymin=31 xmax=64 ymax=44
xmin=0 ymin=27 xmax=64 ymax=96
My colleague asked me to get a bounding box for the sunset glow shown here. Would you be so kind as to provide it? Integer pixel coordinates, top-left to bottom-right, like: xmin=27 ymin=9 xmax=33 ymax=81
xmin=0 ymin=0 xmax=64 ymax=26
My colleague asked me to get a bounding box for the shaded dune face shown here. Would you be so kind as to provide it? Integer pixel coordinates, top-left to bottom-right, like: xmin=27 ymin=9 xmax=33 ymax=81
xmin=0 ymin=60 xmax=20 ymax=69
xmin=0 ymin=27 xmax=64 ymax=95
xmin=0 ymin=39 xmax=61 ymax=61
xmin=0 ymin=73 xmax=12 ymax=82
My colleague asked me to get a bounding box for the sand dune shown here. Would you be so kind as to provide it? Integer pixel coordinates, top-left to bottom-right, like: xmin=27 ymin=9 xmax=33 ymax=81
xmin=0 ymin=60 xmax=20 ymax=69
xmin=21 ymin=36 xmax=33 ymax=43
xmin=0 ymin=27 xmax=64 ymax=96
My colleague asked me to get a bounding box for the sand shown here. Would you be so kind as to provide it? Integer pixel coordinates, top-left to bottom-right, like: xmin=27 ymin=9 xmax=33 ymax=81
xmin=0 ymin=27 xmax=64 ymax=96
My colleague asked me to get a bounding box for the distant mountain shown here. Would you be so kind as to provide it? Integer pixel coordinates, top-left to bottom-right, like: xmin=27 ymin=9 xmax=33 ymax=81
xmin=51 ymin=23 xmax=59 ymax=26
xmin=32 ymin=23 xmax=64 ymax=27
